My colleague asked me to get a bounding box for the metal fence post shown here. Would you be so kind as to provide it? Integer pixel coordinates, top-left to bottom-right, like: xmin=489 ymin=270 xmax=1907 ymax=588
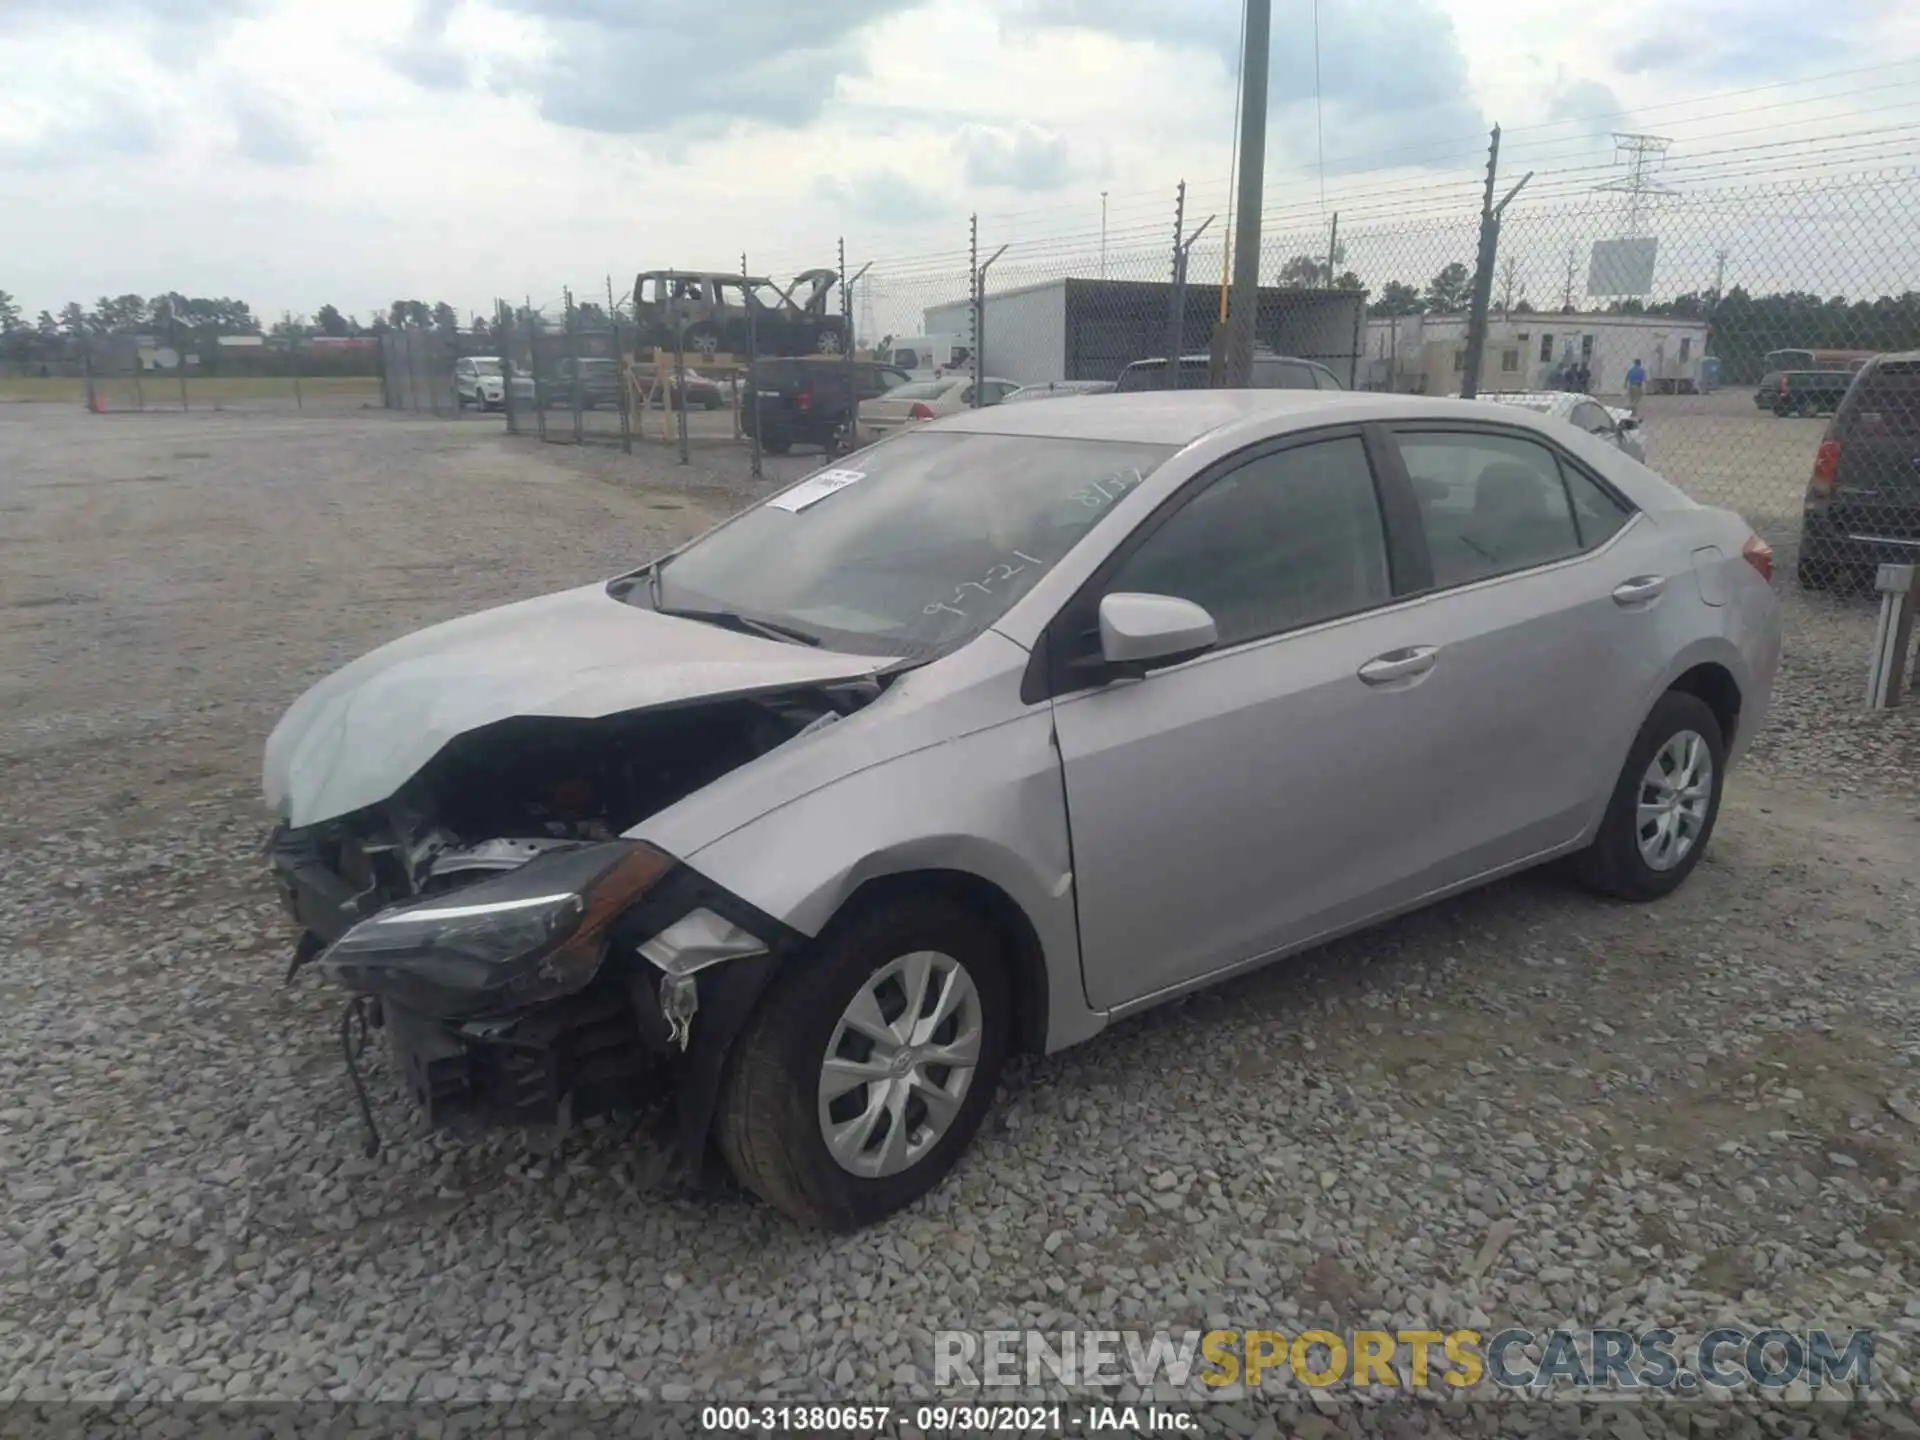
xmin=1167 ymin=182 xmax=1186 ymax=389
xmin=174 ymin=318 xmax=189 ymax=411
xmin=291 ymin=334 xmax=303 ymax=411
xmin=1867 ymin=564 xmax=1920 ymax=710
xmin=683 ymin=305 xmax=698 ymax=468
xmin=745 ymin=258 xmax=762 ymax=481
xmin=566 ymin=288 xmax=583 ymax=444
xmin=529 ymin=302 xmax=547 ymax=443
xmin=500 ymin=301 xmax=519 ymax=435
xmin=969 ymin=215 xmax=982 ymax=407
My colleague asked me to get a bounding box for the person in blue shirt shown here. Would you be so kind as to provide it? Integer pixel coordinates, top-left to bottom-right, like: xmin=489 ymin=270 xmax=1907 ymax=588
xmin=1626 ymin=358 xmax=1647 ymax=412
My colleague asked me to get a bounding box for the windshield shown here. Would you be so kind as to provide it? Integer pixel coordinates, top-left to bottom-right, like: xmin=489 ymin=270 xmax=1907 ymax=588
xmin=648 ymin=431 xmax=1177 ymax=657
xmin=472 ymin=358 xmax=503 ymax=375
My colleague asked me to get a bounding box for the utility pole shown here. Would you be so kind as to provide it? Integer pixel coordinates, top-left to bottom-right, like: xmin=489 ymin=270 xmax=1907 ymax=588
xmin=1100 ymin=191 xmax=1109 ymax=278
xmin=1459 ymin=124 xmax=1531 ymax=400
xmin=1221 ymin=0 xmax=1272 ymax=386
xmin=1561 ymin=244 xmax=1579 ymax=312
xmin=1500 ymin=255 xmax=1518 ymax=318
xmin=1325 ymin=211 xmax=1339 ymax=287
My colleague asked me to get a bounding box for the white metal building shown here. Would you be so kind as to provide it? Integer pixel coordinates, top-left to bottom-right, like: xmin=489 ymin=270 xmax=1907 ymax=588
xmin=1362 ymin=312 xmax=1713 ymax=398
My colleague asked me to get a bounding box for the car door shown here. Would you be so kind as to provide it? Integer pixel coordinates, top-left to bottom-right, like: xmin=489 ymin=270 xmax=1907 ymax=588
xmin=1048 ymin=427 xmax=1462 ymax=1010
xmin=1377 ymin=424 xmax=1658 ymax=885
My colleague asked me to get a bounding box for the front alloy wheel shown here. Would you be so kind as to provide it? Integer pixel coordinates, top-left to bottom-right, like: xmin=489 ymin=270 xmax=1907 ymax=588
xmin=818 ymin=951 xmax=983 ymax=1178
xmin=718 ymin=895 xmax=1010 ymax=1228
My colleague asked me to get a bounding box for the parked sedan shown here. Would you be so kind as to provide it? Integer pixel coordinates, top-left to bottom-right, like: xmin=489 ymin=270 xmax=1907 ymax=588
xmin=265 ymin=391 xmax=1779 ymax=1229
xmin=857 ymin=373 xmax=1020 ymax=442
xmin=1482 ymin=389 xmax=1647 ymax=463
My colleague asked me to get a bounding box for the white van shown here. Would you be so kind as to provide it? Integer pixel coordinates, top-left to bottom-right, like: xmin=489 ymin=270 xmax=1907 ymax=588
xmin=880 ymin=334 xmax=972 ymax=379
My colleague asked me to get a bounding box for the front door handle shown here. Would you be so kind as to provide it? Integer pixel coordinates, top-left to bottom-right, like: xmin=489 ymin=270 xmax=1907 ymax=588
xmin=1358 ymin=646 xmax=1438 ymax=685
xmin=1612 ymin=575 xmax=1667 ymax=606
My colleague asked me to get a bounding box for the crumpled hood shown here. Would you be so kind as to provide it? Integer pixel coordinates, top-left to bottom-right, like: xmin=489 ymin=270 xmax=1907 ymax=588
xmin=264 ymin=582 xmax=891 ymax=828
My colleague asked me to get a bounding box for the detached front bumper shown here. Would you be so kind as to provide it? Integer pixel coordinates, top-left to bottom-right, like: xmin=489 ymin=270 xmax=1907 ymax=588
xmin=269 ymin=825 xmax=794 ymax=1158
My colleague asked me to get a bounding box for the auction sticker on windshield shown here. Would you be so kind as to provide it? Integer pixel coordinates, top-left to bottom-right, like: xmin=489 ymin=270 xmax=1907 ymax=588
xmin=767 ymin=469 xmax=866 ymax=513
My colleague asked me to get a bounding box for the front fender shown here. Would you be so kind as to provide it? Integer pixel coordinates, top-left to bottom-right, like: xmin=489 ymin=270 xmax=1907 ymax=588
xmin=674 ymin=706 xmax=1105 ymax=1053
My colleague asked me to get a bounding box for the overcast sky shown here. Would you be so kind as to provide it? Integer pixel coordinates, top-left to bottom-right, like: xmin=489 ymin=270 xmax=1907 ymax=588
xmin=2 ymin=0 xmax=1915 ymax=327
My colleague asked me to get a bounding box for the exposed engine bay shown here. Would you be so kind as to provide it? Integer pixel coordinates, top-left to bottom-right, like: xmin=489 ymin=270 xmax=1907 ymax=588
xmin=269 ymin=681 xmax=881 ymax=1161
xmin=287 ymin=684 xmax=869 ymax=923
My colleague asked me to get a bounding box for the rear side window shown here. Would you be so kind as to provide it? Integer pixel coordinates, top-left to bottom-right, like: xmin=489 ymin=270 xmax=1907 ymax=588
xmin=891 ymin=348 xmax=920 ymax=370
xmin=1251 ymin=360 xmax=1318 ymax=389
xmin=1395 ymin=432 xmax=1585 ymax=587
xmin=1103 ymin=436 xmax=1391 ymax=647
xmin=1842 ymin=362 xmax=1920 ymax=435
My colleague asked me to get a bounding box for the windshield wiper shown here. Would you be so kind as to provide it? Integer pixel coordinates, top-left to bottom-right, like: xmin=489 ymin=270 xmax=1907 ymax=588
xmin=653 ymin=605 xmax=823 ymax=647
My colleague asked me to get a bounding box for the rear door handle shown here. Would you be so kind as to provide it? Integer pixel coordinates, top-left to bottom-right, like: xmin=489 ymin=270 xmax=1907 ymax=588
xmin=1612 ymin=575 xmax=1667 ymax=606
xmin=1358 ymin=646 xmax=1438 ymax=685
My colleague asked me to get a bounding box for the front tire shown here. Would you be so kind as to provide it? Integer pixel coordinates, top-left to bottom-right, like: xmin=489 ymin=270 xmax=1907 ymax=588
xmin=1572 ymin=691 xmax=1726 ymax=901
xmin=717 ymin=895 xmax=1011 ymax=1229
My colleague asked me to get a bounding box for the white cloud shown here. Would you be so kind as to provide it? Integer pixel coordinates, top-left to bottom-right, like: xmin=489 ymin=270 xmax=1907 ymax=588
xmin=0 ymin=0 xmax=1912 ymax=322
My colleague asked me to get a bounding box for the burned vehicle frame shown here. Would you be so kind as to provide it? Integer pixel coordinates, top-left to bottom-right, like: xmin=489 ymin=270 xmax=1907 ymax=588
xmin=272 ymin=675 xmax=887 ymax=1168
xmin=632 ymin=268 xmax=847 ymax=361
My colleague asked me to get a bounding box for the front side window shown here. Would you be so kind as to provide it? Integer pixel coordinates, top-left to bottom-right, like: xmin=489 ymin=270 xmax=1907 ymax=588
xmin=647 ymin=433 xmax=1176 ymax=657
xmin=1102 ymin=436 xmax=1391 ymax=648
xmin=1395 ymin=431 xmax=1585 ymax=587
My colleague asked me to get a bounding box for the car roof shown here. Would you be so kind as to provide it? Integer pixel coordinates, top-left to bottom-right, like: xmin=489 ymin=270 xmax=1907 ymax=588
xmin=929 ymin=389 xmax=1592 ymax=446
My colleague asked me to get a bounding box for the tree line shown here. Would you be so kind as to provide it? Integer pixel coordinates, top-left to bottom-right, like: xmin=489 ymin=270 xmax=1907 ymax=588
xmin=0 ymin=291 xmax=519 ymax=364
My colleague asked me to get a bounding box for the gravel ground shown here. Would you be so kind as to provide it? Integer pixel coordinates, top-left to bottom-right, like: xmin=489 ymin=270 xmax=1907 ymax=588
xmin=1 ymin=406 xmax=1917 ymax=1431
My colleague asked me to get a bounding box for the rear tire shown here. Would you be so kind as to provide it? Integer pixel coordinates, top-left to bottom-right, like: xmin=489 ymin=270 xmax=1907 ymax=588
xmin=717 ymin=895 xmax=1011 ymax=1229
xmin=1572 ymin=691 xmax=1726 ymax=902
xmin=760 ymin=436 xmax=792 ymax=455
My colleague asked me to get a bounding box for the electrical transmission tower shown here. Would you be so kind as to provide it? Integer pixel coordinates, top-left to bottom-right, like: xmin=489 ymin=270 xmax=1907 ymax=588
xmin=1595 ymin=133 xmax=1676 ymax=236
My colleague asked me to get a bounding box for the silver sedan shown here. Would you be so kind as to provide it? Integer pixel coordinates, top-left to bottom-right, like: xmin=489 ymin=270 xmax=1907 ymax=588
xmin=265 ymin=391 xmax=1780 ymax=1228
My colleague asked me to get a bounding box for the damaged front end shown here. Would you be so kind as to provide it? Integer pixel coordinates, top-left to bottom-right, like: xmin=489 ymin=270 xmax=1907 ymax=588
xmin=269 ymin=686 xmax=869 ymax=1161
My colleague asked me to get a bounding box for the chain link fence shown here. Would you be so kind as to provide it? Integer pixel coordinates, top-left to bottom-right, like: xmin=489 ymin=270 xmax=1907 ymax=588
xmin=379 ymin=156 xmax=1920 ymax=596
xmin=24 ymin=333 xmax=384 ymax=413
xmin=808 ymin=162 xmax=1920 ymax=593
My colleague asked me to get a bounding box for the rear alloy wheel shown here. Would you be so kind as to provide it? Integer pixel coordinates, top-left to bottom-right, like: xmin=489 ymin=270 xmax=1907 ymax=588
xmin=717 ymin=896 xmax=1010 ymax=1228
xmin=1572 ymin=690 xmax=1726 ymax=901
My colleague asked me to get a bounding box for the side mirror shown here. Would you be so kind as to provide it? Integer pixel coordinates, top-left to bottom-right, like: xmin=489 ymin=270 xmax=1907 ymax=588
xmin=1097 ymin=592 xmax=1218 ymax=675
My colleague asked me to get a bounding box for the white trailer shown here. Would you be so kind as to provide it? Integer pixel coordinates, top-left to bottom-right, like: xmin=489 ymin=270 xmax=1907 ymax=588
xmin=925 ymin=278 xmax=1366 ymax=389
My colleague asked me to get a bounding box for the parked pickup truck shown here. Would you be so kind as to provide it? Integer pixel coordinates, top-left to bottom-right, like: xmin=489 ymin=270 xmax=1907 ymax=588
xmin=1755 ymin=369 xmax=1854 ymax=417
xmin=744 ymin=357 xmax=912 ymax=454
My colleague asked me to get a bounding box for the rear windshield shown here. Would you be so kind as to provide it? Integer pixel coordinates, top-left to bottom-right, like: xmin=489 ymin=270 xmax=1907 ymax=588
xmin=1842 ymin=363 xmax=1920 ymax=434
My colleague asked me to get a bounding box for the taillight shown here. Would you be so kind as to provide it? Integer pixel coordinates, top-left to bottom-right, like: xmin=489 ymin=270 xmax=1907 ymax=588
xmin=1741 ymin=533 xmax=1773 ymax=583
xmin=796 ymin=388 xmax=812 ymax=411
xmin=909 ymin=402 xmax=935 ymax=420
xmin=1809 ymin=438 xmax=1841 ymax=495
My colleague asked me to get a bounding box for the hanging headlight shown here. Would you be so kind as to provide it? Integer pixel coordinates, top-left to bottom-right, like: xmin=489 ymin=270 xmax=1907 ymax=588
xmin=318 ymin=841 xmax=673 ymax=1017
